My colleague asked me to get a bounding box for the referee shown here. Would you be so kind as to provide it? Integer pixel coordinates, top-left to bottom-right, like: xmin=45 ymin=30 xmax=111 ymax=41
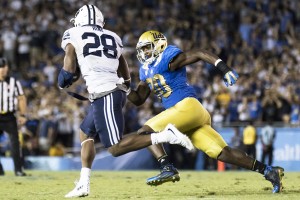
xmin=0 ymin=57 xmax=27 ymax=176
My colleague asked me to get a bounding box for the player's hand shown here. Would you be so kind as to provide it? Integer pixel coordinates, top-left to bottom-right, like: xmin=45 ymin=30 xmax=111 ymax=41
xmin=223 ymin=70 xmax=239 ymax=87
xmin=58 ymin=68 xmax=77 ymax=89
xmin=18 ymin=115 xmax=27 ymax=125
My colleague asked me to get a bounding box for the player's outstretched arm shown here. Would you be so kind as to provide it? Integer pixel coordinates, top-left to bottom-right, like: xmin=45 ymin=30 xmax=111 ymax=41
xmin=169 ymin=49 xmax=239 ymax=87
xmin=127 ymin=81 xmax=151 ymax=106
xmin=168 ymin=49 xmax=219 ymax=71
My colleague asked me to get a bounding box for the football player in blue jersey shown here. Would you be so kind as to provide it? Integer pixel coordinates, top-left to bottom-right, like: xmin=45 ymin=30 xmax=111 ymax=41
xmin=127 ymin=30 xmax=284 ymax=193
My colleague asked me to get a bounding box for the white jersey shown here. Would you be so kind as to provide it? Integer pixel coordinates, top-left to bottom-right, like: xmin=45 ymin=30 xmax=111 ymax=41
xmin=61 ymin=26 xmax=123 ymax=94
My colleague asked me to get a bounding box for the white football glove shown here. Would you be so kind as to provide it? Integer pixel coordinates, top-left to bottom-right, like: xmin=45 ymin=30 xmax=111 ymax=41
xmin=223 ymin=70 xmax=239 ymax=87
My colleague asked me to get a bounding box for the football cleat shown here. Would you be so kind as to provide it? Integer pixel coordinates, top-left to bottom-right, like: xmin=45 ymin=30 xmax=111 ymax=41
xmin=146 ymin=164 xmax=180 ymax=186
xmin=65 ymin=180 xmax=90 ymax=198
xmin=264 ymin=166 xmax=284 ymax=193
xmin=15 ymin=171 xmax=27 ymax=177
xmin=165 ymin=124 xmax=194 ymax=151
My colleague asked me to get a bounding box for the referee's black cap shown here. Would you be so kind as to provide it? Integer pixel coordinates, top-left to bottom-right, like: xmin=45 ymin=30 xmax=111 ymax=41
xmin=0 ymin=58 xmax=7 ymax=68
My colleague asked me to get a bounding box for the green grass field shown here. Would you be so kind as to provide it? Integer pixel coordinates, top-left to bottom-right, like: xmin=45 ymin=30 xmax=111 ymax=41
xmin=0 ymin=170 xmax=299 ymax=200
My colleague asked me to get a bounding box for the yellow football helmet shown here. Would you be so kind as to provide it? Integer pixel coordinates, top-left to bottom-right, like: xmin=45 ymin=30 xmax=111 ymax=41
xmin=136 ymin=30 xmax=168 ymax=64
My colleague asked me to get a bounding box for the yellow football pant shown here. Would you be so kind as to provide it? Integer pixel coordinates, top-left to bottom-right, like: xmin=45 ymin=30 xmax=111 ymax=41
xmin=145 ymin=97 xmax=227 ymax=159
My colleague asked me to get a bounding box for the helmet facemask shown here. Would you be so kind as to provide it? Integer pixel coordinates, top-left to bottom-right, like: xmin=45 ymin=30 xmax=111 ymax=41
xmin=136 ymin=31 xmax=167 ymax=64
xmin=136 ymin=43 xmax=157 ymax=64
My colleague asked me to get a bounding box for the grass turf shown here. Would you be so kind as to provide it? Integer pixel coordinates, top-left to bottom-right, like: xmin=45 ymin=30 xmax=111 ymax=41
xmin=0 ymin=170 xmax=299 ymax=200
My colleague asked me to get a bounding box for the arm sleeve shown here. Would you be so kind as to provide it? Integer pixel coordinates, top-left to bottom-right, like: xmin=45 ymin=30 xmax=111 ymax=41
xmin=15 ymin=80 xmax=24 ymax=96
xmin=139 ymin=66 xmax=146 ymax=82
xmin=115 ymin=34 xmax=123 ymax=58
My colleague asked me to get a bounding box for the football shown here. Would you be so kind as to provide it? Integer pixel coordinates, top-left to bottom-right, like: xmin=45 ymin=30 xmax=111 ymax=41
xmin=73 ymin=61 xmax=81 ymax=83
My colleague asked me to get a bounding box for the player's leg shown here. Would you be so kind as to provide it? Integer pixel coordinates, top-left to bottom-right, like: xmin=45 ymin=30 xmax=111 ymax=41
xmin=107 ymin=124 xmax=193 ymax=156
xmin=139 ymin=98 xmax=208 ymax=186
xmin=65 ymin=106 xmax=97 ymax=198
xmin=175 ymin=98 xmax=284 ymax=193
xmin=261 ymin=148 xmax=266 ymax=164
xmin=191 ymin=125 xmax=284 ymax=193
xmin=0 ymin=130 xmax=5 ymax=175
xmin=3 ymin=119 xmax=26 ymax=176
xmin=137 ymin=126 xmax=180 ymax=186
xmin=269 ymin=146 xmax=274 ymax=166
xmin=147 ymin=145 xmax=180 ymax=184
xmin=191 ymin=126 xmax=260 ymax=171
xmin=218 ymin=145 xmax=284 ymax=193
xmin=144 ymin=145 xmax=180 ymax=186
xmin=94 ymin=91 xmax=193 ymax=156
xmin=80 ymin=133 xmax=95 ymax=169
xmin=0 ymin=160 xmax=4 ymax=176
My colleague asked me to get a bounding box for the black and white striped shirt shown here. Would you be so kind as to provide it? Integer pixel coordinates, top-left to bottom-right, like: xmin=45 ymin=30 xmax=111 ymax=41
xmin=0 ymin=76 xmax=24 ymax=114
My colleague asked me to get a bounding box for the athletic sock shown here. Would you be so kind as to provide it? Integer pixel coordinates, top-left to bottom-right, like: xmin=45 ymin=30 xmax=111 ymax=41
xmin=80 ymin=167 xmax=91 ymax=182
xmin=151 ymin=127 xmax=176 ymax=145
xmin=151 ymin=132 xmax=166 ymax=145
xmin=251 ymin=160 xmax=266 ymax=175
xmin=158 ymin=155 xmax=170 ymax=167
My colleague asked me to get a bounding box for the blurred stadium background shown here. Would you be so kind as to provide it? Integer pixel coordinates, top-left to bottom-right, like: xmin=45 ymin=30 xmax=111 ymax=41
xmin=0 ymin=0 xmax=300 ymax=172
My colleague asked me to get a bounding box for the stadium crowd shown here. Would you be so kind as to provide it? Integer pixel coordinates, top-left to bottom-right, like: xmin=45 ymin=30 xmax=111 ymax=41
xmin=0 ymin=0 xmax=299 ymax=165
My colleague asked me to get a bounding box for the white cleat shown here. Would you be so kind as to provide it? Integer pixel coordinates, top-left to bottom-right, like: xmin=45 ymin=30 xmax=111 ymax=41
xmin=65 ymin=180 xmax=90 ymax=198
xmin=165 ymin=124 xmax=194 ymax=151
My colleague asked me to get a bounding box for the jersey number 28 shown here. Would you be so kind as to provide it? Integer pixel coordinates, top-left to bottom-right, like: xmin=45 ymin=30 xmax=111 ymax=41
xmin=82 ymin=32 xmax=117 ymax=58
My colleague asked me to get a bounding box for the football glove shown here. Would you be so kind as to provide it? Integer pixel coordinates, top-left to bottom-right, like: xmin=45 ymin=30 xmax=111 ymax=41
xmin=223 ymin=70 xmax=239 ymax=87
xmin=58 ymin=68 xmax=74 ymax=89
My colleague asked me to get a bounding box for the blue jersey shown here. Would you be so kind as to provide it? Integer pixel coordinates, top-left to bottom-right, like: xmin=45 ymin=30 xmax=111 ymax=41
xmin=139 ymin=45 xmax=197 ymax=109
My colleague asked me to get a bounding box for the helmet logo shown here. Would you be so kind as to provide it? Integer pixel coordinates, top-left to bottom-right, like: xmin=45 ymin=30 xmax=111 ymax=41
xmin=150 ymin=32 xmax=165 ymax=40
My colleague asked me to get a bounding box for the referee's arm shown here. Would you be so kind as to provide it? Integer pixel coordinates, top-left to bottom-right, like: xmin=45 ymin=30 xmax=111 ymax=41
xmin=17 ymin=95 xmax=27 ymax=125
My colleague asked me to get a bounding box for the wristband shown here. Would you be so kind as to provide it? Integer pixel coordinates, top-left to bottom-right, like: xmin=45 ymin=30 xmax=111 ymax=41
xmin=214 ymin=59 xmax=222 ymax=66
xmin=215 ymin=60 xmax=231 ymax=74
xmin=58 ymin=68 xmax=74 ymax=88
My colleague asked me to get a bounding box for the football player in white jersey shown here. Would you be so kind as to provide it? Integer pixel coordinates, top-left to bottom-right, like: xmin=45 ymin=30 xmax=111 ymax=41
xmin=58 ymin=5 xmax=194 ymax=198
